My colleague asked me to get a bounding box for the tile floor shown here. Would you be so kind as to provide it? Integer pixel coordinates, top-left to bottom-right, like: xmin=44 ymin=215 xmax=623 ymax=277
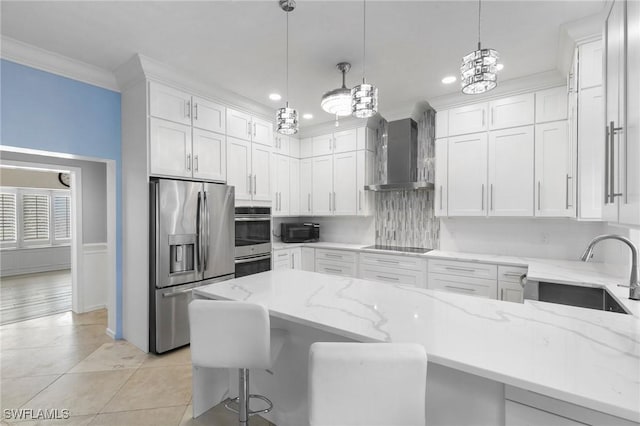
xmin=0 ymin=309 xmax=275 ymax=425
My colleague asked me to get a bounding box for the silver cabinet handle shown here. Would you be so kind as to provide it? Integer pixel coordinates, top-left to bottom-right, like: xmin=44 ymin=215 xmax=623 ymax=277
xmin=439 ymin=185 xmax=443 ymax=210
xmin=194 ymin=103 xmax=199 ymax=120
xmin=325 ymin=267 xmax=343 ymax=273
xmin=291 ymin=253 xmax=294 ymax=269
xmin=185 ymin=101 xmax=191 ymax=118
xmin=359 ymin=190 xmax=362 ymax=211
xmin=325 ymin=253 xmax=343 ymax=259
xmin=186 ymin=154 xmax=191 ymax=171
xmin=308 ymin=193 xmax=311 ymax=212
xmin=605 ymin=124 xmax=610 ymax=203
xmin=565 ymin=174 xmax=572 ymax=209
xmin=253 ymin=175 xmax=257 ymax=195
xmin=445 ymin=285 xmax=476 ymax=293
xmin=253 ymin=122 xmax=257 ymax=137
xmin=376 ymin=259 xmax=399 ymax=264
xmin=248 ymin=174 xmax=252 ymax=195
xmin=333 ymin=192 xmax=336 ymax=212
xmin=194 ymin=155 xmax=199 ymax=172
xmin=500 ymin=288 xmax=504 ymax=300
xmin=277 ymin=252 xmax=288 ymax=258
xmin=329 ymin=192 xmax=332 ymax=211
xmin=490 ymin=183 xmax=494 ymax=211
xmin=537 ymin=181 xmax=541 ymax=211
xmin=376 ymin=275 xmax=399 ymax=282
xmin=445 ymin=266 xmax=476 ymax=273
xmin=247 ymin=122 xmax=252 ymax=137
xmin=502 ymin=272 xmax=526 ymax=277
xmin=481 ymin=184 xmax=485 ymax=211
xmin=609 ymin=121 xmax=624 ymax=201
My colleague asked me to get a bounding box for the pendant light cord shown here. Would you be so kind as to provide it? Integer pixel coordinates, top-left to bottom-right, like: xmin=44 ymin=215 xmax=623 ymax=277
xmin=286 ymin=9 xmax=289 ymax=107
xmin=477 ymin=0 xmax=482 ymax=49
xmin=362 ymin=0 xmax=366 ymax=83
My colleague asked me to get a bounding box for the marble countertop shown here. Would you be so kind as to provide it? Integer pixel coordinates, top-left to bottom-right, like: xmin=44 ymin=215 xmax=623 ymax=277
xmin=194 ymin=270 xmax=640 ymax=423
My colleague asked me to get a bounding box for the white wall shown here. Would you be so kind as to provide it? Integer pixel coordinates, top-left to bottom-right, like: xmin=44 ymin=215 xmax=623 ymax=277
xmin=273 ymin=216 xmax=375 ymax=245
xmin=0 ymin=246 xmax=70 ymax=277
xmin=439 ymin=218 xmax=609 ymax=261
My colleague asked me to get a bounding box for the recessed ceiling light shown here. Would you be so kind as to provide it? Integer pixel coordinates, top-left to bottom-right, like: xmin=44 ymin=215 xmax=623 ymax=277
xmin=303 ymin=113 xmax=313 ymax=120
xmin=496 ymin=63 xmax=504 ymax=71
xmin=269 ymin=93 xmax=282 ymax=101
xmin=441 ymin=76 xmax=457 ymax=84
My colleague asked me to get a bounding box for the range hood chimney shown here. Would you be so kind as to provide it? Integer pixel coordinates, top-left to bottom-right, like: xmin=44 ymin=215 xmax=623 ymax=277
xmin=365 ymin=118 xmax=434 ymax=191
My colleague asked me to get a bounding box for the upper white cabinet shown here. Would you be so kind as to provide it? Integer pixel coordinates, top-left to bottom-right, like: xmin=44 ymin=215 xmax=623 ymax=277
xmin=149 ymin=82 xmax=192 ymax=126
xmin=448 ymin=103 xmax=488 ymax=136
xmin=489 ymin=93 xmax=534 ymax=130
xmin=333 ymin=152 xmax=358 ymax=215
xmin=273 ymin=134 xmax=290 ymax=156
xmin=226 ymin=108 xmax=273 ymax=147
xmin=535 ymin=87 xmax=567 ymax=124
xmin=578 ymin=40 xmax=604 ymax=91
xmin=434 ymin=138 xmax=448 ymax=217
xmin=226 ymin=136 xmax=271 ymax=202
xmin=289 ymin=158 xmax=301 ymax=216
xmin=356 ymin=127 xmax=375 ymax=151
xmin=312 ymin=129 xmax=358 ymax=156
xmin=488 ymin=126 xmax=534 ymax=216
xmin=149 ymin=118 xmax=192 ymax=178
xmin=289 ymin=137 xmax=300 ymax=158
xmin=447 ymin=133 xmax=488 ymax=216
xmin=313 ymin=134 xmax=334 ymax=157
xmin=300 ymin=137 xmax=313 ymax=158
xmin=192 ymin=128 xmax=226 ymax=182
xmin=535 ymin=121 xmax=573 ymax=217
xmin=312 ymin=155 xmax=333 ymax=216
xmin=192 ymin=96 xmax=226 ymax=134
xmin=251 ymin=144 xmax=271 ymax=201
xmin=272 ymin=154 xmax=290 ymax=216
xmin=578 ymin=86 xmax=604 ymax=220
xmin=300 ymin=158 xmax=313 ymax=215
xmin=435 ymin=111 xmax=449 ymax=139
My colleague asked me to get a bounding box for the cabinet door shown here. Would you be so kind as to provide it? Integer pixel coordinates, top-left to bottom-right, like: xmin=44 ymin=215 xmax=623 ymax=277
xmin=313 ymin=134 xmax=334 ymax=156
xmin=192 ymin=97 xmax=225 ymax=134
xmin=301 ymin=247 xmax=315 ymax=271
xmin=333 ymin=152 xmax=357 ymax=215
xmin=192 ymin=128 xmax=226 ymax=182
xmin=535 ymin=87 xmax=568 ymax=124
xmin=290 ymin=158 xmax=301 ymax=216
xmin=535 ymin=121 xmax=573 ymax=217
xmin=300 ymin=158 xmax=313 ymax=215
xmin=434 ymin=138 xmax=448 ymax=216
xmin=356 ymin=127 xmax=374 ymax=151
xmin=489 ymin=93 xmax=535 ymax=130
xmin=499 ymin=281 xmax=524 ymax=303
xmin=149 ymin=118 xmax=192 ymax=178
xmin=448 ymin=103 xmax=488 ymax=136
xmin=505 ymin=401 xmax=586 ymax=426
xmin=488 ymin=126 xmax=534 ymax=216
xmin=273 ymin=135 xmax=288 ymax=155
xmin=312 ymin=155 xmax=333 ymax=215
xmin=620 ymin=0 xmax=640 ymax=226
xmin=272 ymin=154 xmax=289 ymax=216
xmin=252 ymin=117 xmax=273 ymax=147
xmin=149 ymin=82 xmax=192 ymax=126
xmin=290 ymin=247 xmax=302 ymax=270
xmin=435 ymin=110 xmax=449 ymax=138
xmin=289 ymin=137 xmax=300 ymax=158
xmin=356 ymin=150 xmax=374 ymax=216
xmin=251 ymin=144 xmax=272 ymax=202
xmin=578 ymin=40 xmax=604 ymax=90
xmin=578 ymin=87 xmax=604 ymax=219
xmin=333 ymin=129 xmax=358 ymax=153
xmin=226 ymin=108 xmax=252 ymax=141
xmin=300 ymin=137 xmax=314 ymax=158
xmin=272 ymin=249 xmax=291 ymax=270
xmin=226 ymin=137 xmax=252 ymax=201
xmin=448 ymin=133 xmax=488 ymax=216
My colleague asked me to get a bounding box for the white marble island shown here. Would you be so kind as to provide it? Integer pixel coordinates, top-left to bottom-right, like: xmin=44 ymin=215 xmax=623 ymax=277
xmin=193 ymin=269 xmax=640 ymax=425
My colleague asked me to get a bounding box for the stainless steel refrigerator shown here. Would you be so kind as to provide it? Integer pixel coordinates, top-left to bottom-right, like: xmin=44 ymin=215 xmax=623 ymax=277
xmin=149 ymin=178 xmax=235 ymax=353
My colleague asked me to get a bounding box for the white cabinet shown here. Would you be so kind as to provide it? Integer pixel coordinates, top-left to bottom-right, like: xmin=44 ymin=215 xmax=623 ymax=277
xmin=356 ymin=150 xmax=374 ymax=216
xmin=226 ymin=137 xmax=271 ymax=202
xmin=435 ymin=110 xmax=449 ymax=139
xmin=535 ymin=87 xmax=567 ymax=124
xmin=312 ymin=129 xmax=358 ymax=156
xmin=149 ymin=118 xmax=192 ymax=178
xmin=226 ymin=108 xmax=273 ymax=147
xmin=149 ymin=82 xmax=192 ymax=126
xmin=356 ymin=127 xmax=375 ymax=151
xmin=435 ymin=138 xmax=448 ymax=216
xmin=333 ymin=152 xmax=357 ymax=215
xmin=312 ymin=155 xmax=333 ymax=216
xmin=315 ymin=249 xmax=358 ymax=278
xmin=273 ymin=134 xmax=289 ymax=156
xmin=289 ymin=137 xmax=300 ymax=158
xmin=313 ymin=134 xmax=334 ymax=157
xmin=498 ymin=266 xmax=526 ymax=303
xmin=578 ymin=41 xmax=604 ymax=91
xmin=489 ymin=94 xmax=535 ymax=130
xmin=290 ymin=159 xmax=300 ymax=216
xmin=448 ymin=103 xmax=488 ymax=136
xmin=488 ymin=126 xmax=534 ymax=216
xmin=447 ymin=133 xmax=488 ymax=216
xmin=428 ymin=259 xmax=498 ymax=280
xmin=300 ymin=158 xmax=313 ymax=215
xmin=272 ymin=154 xmax=290 ymax=216
xmin=300 ymin=137 xmax=313 ymax=158
xmin=273 ymin=247 xmax=302 ymax=270
xmin=359 ymin=253 xmax=427 ymax=288
xmin=535 ymin=121 xmax=573 ymax=217
xmin=577 ymin=86 xmax=604 ymax=219
xmin=505 ymin=401 xmax=586 ymax=426
xmin=192 ymin=128 xmax=226 ymax=182
xmin=301 ymin=247 xmax=315 ymax=271
xmin=427 ymin=259 xmax=498 ymax=299
xmin=192 ymin=96 xmax=226 ymax=134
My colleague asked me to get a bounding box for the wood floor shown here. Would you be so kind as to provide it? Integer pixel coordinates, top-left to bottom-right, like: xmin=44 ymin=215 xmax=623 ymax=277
xmin=0 ymin=269 xmax=71 ymax=325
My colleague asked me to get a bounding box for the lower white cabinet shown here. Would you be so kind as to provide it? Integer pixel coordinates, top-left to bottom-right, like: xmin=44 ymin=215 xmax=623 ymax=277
xmin=312 ymin=155 xmax=333 ymax=216
xmin=301 ymin=247 xmax=315 ymax=271
xmin=505 ymin=401 xmax=586 ymax=426
xmin=272 ymin=247 xmax=302 ymax=270
xmin=498 ymin=265 xmax=526 ymax=303
xmin=315 ymin=249 xmax=357 ymax=277
xmin=359 ymin=252 xmax=427 ymax=288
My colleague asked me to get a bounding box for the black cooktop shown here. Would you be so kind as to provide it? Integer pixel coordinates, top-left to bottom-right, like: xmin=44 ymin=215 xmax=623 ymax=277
xmin=362 ymin=245 xmax=433 ymax=254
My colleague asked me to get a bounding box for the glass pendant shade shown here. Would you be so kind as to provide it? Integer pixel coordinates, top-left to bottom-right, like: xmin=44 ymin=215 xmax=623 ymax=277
xmin=276 ymin=105 xmax=298 ymax=135
xmin=321 ymin=88 xmax=352 ymax=117
xmin=460 ymin=44 xmax=499 ymax=94
xmin=351 ymin=82 xmax=378 ymax=118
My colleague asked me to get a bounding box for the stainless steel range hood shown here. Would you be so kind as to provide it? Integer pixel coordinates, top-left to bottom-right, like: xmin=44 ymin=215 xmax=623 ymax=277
xmin=365 ymin=118 xmax=434 ymax=191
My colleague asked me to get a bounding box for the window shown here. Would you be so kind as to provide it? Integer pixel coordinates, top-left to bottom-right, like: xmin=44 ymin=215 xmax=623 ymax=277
xmin=0 ymin=192 xmax=17 ymax=243
xmin=53 ymin=194 xmax=71 ymax=241
xmin=22 ymin=193 xmax=50 ymax=243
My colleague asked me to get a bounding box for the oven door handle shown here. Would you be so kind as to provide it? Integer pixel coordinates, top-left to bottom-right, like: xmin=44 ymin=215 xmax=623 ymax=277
xmin=234 ymin=254 xmax=272 ymax=264
xmin=234 ymin=217 xmax=271 ymax=222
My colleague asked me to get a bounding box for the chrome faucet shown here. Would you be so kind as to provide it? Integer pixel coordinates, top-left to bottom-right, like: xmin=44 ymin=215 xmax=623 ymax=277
xmin=580 ymin=234 xmax=640 ymax=300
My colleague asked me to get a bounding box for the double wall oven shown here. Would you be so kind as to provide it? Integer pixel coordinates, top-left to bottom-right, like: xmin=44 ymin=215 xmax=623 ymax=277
xmin=234 ymin=207 xmax=272 ymax=278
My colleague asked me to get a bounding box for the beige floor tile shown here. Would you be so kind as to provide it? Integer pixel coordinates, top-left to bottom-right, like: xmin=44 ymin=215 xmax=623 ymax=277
xmin=4 ymin=414 xmax=95 ymax=426
xmin=179 ymin=401 xmax=273 ymax=426
xmin=68 ymin=342 xmax=148 ymax=373
xmin=0 ymin=375 xmax=60 ymax=414
xmin=0 ymin=326 xmax=75 ymax=350
xmin=89 ymin=406 xmax=186 ymax=426
xmin=67 ymin=326 xmax=113 ymax=348
xmin=1 ymin=345 xmax=103 ymax=378
xmin=21 ymin=370 xmax=133 ymax=417
xmin=1 ymin=310 xmax=107 ymax=331
xmin=101 ymin=365 xmax=192 ymax=413
xmin=140 ymin=346 xmax=191 ymax=369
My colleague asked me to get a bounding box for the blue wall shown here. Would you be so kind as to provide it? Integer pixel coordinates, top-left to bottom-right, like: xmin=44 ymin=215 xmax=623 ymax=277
xmin=1 ymin=59 xmax=123 ymax=338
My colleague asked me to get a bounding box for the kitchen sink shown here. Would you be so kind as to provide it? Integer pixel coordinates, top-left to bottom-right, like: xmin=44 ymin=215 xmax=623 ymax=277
xmin=536 ymin=281 xmax=629 ymax=314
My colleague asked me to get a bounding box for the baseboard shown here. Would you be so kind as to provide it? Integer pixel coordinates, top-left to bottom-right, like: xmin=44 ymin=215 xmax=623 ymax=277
xmin=0 ymin=263 xmax=71 ymax=277
xmin=82 ymin=304 xmax=106 ymax=313
xmin=106 ymin=327 xmax=116 ymax=339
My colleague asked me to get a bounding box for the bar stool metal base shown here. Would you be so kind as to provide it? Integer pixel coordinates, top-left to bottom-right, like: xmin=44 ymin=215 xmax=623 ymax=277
xmin=224 ymin=368 xmax=273 ymax=425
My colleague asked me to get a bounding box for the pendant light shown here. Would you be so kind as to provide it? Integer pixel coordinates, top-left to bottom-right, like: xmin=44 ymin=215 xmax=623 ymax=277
xmin=276 ymin=0 xmax=298 ymax=135
xmin=460 ymin=0 xmax=499 ymax=95
xmin=321 ymin=62 xmax=353 ymax=117
xmin=351 ymin=0 xmax=378 ymax=118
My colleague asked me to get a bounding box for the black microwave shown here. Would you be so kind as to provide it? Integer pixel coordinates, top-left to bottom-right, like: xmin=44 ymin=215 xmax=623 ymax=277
xmin=281 ymin=223 xmax=319 ymax=243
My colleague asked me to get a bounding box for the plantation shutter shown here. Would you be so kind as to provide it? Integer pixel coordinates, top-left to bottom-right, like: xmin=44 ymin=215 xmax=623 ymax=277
xmin=22 ymin=194 xmax=50 ymax=241
xmin=53 ymin=195 xmax=71 ymax=240
xmin=0 ymin=193 xmax=17 ymax=242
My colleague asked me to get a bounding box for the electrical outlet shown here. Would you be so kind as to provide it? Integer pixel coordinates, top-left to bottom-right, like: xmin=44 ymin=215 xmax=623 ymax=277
xmin=541 ymin=232 xmax=550 ymax=244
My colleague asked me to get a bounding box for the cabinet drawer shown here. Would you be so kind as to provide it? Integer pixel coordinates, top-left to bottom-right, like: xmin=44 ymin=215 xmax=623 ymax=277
xmin=316 ymin=249 xmax=357 ymax=264
xmin=316 ymin=260 xmax=357 ymax=277
xmin=498 ymin=265 xmax=527 ymax=284
xmin=428 ymin=259 xmax=497 ymax=280
xmin=428 ymin=273 xmax=497 ymax=299
xmin=273 ymin=259 xmax=291 ymax=270
xmin=273 ymin=249 xmax=290 ymax=261
xmin=360 ymin=252 xmax=427 ymax=272
xmin=361 ymin=265 xmax=426 ymax=288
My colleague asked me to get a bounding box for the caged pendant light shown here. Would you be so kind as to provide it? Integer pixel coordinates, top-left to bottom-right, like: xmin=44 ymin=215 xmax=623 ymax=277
xmin=460 ymin=0 xmax=499 ymax=95
xmin=276 ymin=0 xmax=299 ymax=135
xmin=351 ymin=0 xmax=378 ymax=118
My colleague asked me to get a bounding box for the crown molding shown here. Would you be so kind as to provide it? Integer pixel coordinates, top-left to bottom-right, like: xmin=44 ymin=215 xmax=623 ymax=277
xmin=0 ymin=36 xmax=119 ymax=92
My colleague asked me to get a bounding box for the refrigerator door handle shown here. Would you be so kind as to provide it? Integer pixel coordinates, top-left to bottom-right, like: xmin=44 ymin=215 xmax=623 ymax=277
xmin=196 ymin=191 xmax=203 ymax=272
xmin=203 ymin=191 xmax=210 ymax=271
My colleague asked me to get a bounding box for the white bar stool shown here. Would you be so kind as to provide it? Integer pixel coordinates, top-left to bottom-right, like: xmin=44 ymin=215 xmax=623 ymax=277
xmin=189 ymin=300 xmax=286 ymax=425
xmin=308 ymin=342 xmax=428 ymax=426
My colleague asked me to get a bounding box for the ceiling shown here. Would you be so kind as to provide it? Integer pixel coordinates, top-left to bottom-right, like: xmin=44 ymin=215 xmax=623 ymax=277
xmin=1 ymin=1 xmax=605 ymax=127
